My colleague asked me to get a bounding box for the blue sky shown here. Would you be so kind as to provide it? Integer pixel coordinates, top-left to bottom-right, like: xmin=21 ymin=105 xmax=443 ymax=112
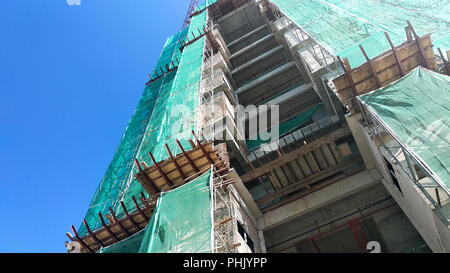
xmin=0 ymin=0 xmax=190 ymax=253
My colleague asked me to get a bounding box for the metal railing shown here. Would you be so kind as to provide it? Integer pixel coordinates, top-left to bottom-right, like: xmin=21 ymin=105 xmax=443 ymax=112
xmin=363 ymin=105 xmax=450 ymax=226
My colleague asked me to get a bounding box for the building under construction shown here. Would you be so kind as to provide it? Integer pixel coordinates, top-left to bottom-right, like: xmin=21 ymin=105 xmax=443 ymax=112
xmin=65 ymin=0 xmax=450 ymax=253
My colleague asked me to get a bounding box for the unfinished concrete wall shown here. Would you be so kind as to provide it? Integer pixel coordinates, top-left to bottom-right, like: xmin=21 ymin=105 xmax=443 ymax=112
xmin=263 ymin=182 xmax=387 ymax=252
xmin=294 ymin=218 xmax=380 ymax=253
xmin=227 ymin=183 xmax=262 ymax=253
xmin=261 ymin=164 xmax=427 ymax=253
xmin=216 ymin=169 xmax=265 ymax=254
xmin=372 ymin=205 xmax=430 ymax=253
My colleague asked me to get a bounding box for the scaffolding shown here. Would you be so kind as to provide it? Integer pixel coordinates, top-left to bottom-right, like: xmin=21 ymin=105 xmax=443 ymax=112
xmin=73 ymin=0 xmax=450 ymax=253
xmin=211 ymin=169 xmax=236 ymax=253
xmin=198 ymin=10 xmax=216 ymax=142
xmin=132 ymin=166 xmax=236 ymax=253
xmin=78 ymin=10 xmax=208 ymax=236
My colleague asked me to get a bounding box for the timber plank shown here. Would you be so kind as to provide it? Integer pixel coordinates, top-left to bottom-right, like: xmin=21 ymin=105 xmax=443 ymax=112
xmin=305 ymin=152 xmax=321 ymax=173
xmin=334 ymin=34 xmax=436 ymax=104
xmin=321 ymin=144 xmax=337 ymax=166
xmin=296 ymin=155 xmax=312 ymax=176
xmin=274 ymin=167 xmax=290 ymax=187
xmin=268 ymin=170 xmax=282 ymax=189
xmin=329 ymin=142 xmax=343 ymax=163
xmin=281 ymin=164 xmax=297 ymax=184
xmin=256 ymin=156 xmax=363 ymax=207
xmin=241 ymin=128 xmax=351 ymax=182
xmin=289 ymin=160 xmax=305 ymax=180
xmin=312 ymin=149 xmax=328 ymax=170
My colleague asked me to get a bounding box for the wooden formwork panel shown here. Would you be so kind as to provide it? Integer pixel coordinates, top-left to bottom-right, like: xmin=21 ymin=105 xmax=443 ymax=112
xmin=333 ymin=34 xmax=437 ymax=105
xmin=70 ymin=202 xmax=155 ymax=253
xmin=135 ymin=141 xmax=228 ymax=195
xmin=256 ymin=156 xmax=364 ymax=207
xmin=70 ymin=141 xmax=230 ymax=253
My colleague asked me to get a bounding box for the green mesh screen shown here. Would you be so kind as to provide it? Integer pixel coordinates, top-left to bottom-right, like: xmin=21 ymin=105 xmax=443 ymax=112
xmin=78 ymin=11 xmax=207 ymax=236
xmin=359 ymin=67 xmax=450 ymax=188
xmin=138 ymin=169 xmax=213 ymax=253
xmin=246 ymin=103 xmax=323 ymax=150
xmin=98 ymin=229 xmax=146 ymax=253
xmin=195 ymin=0 xmax=220 ymax=12
xmin=270 ymin=0 xmax=449 ymax=67
xmin=136 ymin=10 xmax=207 ymax=165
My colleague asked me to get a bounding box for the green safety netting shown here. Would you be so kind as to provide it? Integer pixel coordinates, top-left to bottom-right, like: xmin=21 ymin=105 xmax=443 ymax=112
xmin=270 ymin=0 xmax=450 ymax=67
xmin=195 ymin=0 xmax=220 ymax=12
xmin=359 ymin=67 xmax=450 ymax=188
xmin=138 ymin=169 xmax=213 ymax=253
xmin=98 ymin=229 xmax=146 ymax=253
xmin=135 ymin=10 xmax=207 ymax=166
xmin=246 ymin=103 xmax=324 ymax=150
xmin=78 ymin=11 xmax=207 ymax=236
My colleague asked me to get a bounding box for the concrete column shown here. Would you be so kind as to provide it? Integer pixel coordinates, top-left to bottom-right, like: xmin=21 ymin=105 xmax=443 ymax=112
xmin=345 ymin=113 xmax=377 ymax=170
xmin=258 ymin=230 xmax=267 ymax=253
xmin=295 ymin=54 xmax=343 ymax=118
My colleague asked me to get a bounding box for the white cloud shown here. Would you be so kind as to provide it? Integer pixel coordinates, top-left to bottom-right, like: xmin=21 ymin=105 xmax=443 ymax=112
xmin=66 ymin=0 xmax=81 ymax=6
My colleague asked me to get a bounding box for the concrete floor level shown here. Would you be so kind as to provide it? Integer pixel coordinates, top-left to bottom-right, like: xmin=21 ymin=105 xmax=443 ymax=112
xmin=263 ymin=183 xmax=429 ymax=253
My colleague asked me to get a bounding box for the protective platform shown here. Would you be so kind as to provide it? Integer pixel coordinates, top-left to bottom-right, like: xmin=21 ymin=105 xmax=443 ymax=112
xmin=359 ymin=67 xmax=450 ymax=188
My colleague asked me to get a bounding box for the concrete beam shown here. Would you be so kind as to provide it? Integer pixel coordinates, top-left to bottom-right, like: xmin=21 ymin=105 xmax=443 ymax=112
xmin=217 ymin=0 xmax=255 ymax=25
xmin=265 ymin=82 xmax=313 ymax=106
xmin=228 ymin=24 xmax=268 ymax=49
xmin=236 ymin=61 xmax=296 ymax=94
xmin=218 ymin=1 xmax=266 ymax=44
xmin=230 ymin=33 xmax=275 ymax=61
xmin=232 ymin=46 xmax=288 ymax=87
xmin=262 ymin=168 xmax=382 ymax=230
xmin=244 ymin=82 xmax=313 ymax=123
xmin=232 ymin=45 xmax=284 ymax=75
